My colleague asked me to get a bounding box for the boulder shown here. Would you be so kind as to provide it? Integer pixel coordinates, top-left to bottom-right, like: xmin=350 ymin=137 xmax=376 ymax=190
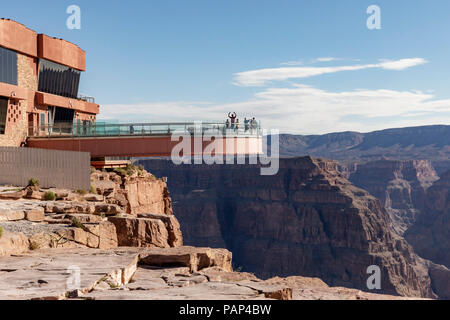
xmin=56 ymin=221 xmax=118 ymax=249
xmin=108 ymin=216 xmax=170 ymax=248
xmin=139 ymin=246 xmax=233 ymax=273
xmin=94 ymin=204 xmax=122 ymax=216
xmin=65 ymin=214 xmax=103 ymax=224
xmin=137 ymin=213 xmax=183 ymax=247
xmin=84 ymin=194 xmax=104 ymax=202
xmin=44 ymin=217 xmax=73 ymax=225
xmin=24 ymin=190 xmax=44 ymax=200
xmin=236 ymin=280 xmax=293 ymax=300
xmin=0 ymin=232 xmax=29 ymax=256
xmin=24 ymin=209 xmax=45 ymax=222
xmin=98 ymin=221 xmax=118 ymax=249
xmin=0 ymin=210 xmax=25 ymax=222
xmin=0 ymin=190 xmax=24 ymax=200
xmin=57 ymin=227 xmax=100 ymax=249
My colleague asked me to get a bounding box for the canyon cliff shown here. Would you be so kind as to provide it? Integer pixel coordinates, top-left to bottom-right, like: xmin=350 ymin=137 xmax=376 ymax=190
xmin=349 ymin=160 xmax=439 ymax=235
xmin=405 ymin=170 xmax=450 ymax=269
xmin=139 ymin=157 xmax=442 ymax=298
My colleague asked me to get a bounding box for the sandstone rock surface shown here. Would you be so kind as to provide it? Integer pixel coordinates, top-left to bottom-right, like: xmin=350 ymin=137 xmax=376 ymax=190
xmin=107 ymin=211 xmax=182 ymax=248
xmin=0 ymin=247 xmax=424 ymax=300
xmin=91 ymin=169 xmax=173 ymax=216
xmin=0 ymin=166 xmax=179 ymax=255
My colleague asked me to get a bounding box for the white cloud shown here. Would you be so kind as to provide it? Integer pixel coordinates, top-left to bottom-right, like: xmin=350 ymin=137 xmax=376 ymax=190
xmin=280 ymin=57 xmax=339 ymax=66
xmin=280 ymin=60 xmax=303 ymax=66
xmin=100 ymin=84 xmax=450 ymax=135
xmin=378 ymin=58 xmax=428 ymax=70
xmin=234 ymin=58 xmax=428 ymax=86
xmin=315 ymin=57 xmax=337 ymax=62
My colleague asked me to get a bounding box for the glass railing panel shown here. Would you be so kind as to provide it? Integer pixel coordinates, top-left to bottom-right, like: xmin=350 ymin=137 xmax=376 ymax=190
xmin=28 ymin=121 xmax=262 ymax=138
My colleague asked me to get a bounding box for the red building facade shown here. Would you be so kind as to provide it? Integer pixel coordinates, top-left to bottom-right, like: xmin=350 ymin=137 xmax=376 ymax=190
xmin=0 ymin=19 xmax=99 ymax=147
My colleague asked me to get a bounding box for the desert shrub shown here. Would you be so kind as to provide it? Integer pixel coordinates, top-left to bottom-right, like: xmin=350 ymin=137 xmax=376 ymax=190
xmin=44 ymin=191 xmax=56 ymax=201
xmin=71 ymin=217 xmax=89 ymax=232
xmin=75 ymin=189 xmax=88 ymax=195
xmin=28 ymin=178 xmax=39 ymax=187
xmin=136 ymin=164 xmax=145 ymax=176
xmin=125 ymin=164 xmax=135 ymax=176
xmin=29 ymin=241 xmax=40 ymax=250
xmin=89 ymin=184 xmax=97 ymax=194
xmin=0 ymin=226 xmax=3 ymax=238
xmin=113 ymin=164 xmax=146 ymax=176
xmin=113 ymin=167 xmax=127 ymax=176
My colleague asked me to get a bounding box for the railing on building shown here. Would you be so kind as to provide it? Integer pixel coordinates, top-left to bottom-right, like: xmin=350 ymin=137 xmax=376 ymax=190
xmin=28 ymin=121 xmax=262 ymax=138
xmin=77 ymin=95 xmax=95 ymax=103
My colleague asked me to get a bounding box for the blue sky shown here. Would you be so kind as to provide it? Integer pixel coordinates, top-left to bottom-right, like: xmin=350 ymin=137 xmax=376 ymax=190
xmin=3 ymin=0 xmax=450 ymax=133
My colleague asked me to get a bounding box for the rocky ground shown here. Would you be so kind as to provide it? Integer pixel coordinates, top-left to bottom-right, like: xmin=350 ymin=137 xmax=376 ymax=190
xmin=0 ymin=246 xmax=421 ymax=300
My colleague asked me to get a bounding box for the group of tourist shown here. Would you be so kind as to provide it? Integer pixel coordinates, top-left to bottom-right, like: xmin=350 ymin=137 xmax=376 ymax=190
xmin=225 ymin=112 xmax=258 ymax=132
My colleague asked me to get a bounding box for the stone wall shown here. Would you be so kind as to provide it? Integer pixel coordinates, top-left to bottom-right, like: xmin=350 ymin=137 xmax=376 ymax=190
xmin=17 ymin=53 xmax=38 ymax=91
xmin=0 ymin=99 xmax=27 ymax=147
xmin=0 ymin=53 xmax=37 ymax=147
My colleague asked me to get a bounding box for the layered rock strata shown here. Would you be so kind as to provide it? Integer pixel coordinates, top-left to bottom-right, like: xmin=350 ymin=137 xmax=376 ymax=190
xmin=139 ymin=157 xmax=446 ymax=298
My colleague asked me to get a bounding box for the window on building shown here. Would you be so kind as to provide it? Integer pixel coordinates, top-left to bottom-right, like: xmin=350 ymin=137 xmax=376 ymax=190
xmin=0 ymin=98 xmax=8 ymax=134
xmin=0 ymin=46 xmax=18 ymax=86
xmin=40 ymin=113 xmax=45 ymax=131
xmin=38 ymin=59 xmax=81 ymax=99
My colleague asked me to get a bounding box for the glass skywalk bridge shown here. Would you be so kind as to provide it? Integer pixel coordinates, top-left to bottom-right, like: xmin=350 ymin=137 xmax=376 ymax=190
xmin=29 ymin=121 xmax=262 ymax=138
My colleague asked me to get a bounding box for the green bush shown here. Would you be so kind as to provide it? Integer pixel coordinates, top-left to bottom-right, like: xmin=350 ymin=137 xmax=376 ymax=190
xmin=29 ymin=241 xmax=39 ymax=250
xmin=113 ymin=164 xmax=146 ymax=176
xmin=28 ymin=178 xmax=39 ymax=187
xmin=44 ymin=191 xmax=56 ymax=201
xmin=0 ymin=226 xmax=3 ymax=238
xmin=114 ymin=167 xmax=127 ymax=176
xmin=89 ymin=184 xmax=97 ymax=194
xmin=71 ymin=217 xmax=88 ymax=232
xmin=136 ymin=165 xmax=145 ymax=176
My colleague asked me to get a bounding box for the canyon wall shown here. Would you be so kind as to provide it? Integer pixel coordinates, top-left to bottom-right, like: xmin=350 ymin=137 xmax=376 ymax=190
xmin=139 ymin=157 xmax=441 ymax=298
xmin=405 ymin=170 xmax=450 ymax=269
xmin=349 ymin=160 xmax=438 ymax=235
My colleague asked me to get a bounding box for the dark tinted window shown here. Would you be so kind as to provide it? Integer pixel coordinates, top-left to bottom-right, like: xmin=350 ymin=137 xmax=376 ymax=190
xmin=0 ymin=46 xmax=18 ymax=85
xmin=0 ymin=97 xmax=8 ymax=134
xmin=38 ymin=59 xmax=81 ymax=99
